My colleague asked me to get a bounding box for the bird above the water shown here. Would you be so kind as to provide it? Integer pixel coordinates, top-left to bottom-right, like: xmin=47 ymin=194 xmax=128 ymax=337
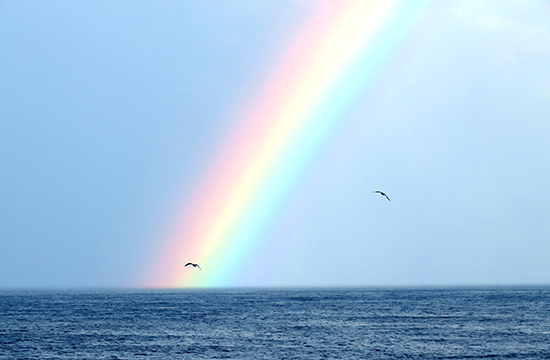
xmin=372 ymin=190 xmax=390 ymax=201
xmin=185 ymin=262 xmax=202 ymax=270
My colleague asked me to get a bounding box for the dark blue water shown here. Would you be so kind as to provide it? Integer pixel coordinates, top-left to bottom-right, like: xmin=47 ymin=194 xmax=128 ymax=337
xmin=1 ymin=287 xmax=550 ymax=359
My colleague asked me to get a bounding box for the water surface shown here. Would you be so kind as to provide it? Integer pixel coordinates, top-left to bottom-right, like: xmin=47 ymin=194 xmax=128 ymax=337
xmin=1 ymin=287 xmax=549 ymax=359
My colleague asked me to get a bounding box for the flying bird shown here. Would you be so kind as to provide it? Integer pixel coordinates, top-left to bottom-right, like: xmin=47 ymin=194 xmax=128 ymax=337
xmin=185 ymin=262 xmax=202 ymax=270
xmin=373 ymin=190 xmax=390 ymax=201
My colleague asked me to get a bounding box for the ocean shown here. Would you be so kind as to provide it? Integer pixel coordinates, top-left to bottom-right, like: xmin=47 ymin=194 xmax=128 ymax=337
xmin=1 ymin=287 xmax=549 ymax=359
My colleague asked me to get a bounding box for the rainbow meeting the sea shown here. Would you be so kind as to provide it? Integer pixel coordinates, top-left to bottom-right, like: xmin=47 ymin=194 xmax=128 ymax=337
xmin=146 ymin=0 xmax=429 ymax=288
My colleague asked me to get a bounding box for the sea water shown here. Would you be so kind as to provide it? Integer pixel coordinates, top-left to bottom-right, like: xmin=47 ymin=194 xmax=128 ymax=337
xmin=1 ymin=287 xmax=549 ymax=359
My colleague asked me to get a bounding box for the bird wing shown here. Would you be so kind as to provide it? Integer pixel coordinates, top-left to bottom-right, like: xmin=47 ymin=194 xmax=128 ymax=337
xmin=184 ymin=263 xmax=192 ymax=267
xmin=384 ymin=194 xmax=391 ymax=201
xmin=197 ymin=265 xmax=202 ymax=270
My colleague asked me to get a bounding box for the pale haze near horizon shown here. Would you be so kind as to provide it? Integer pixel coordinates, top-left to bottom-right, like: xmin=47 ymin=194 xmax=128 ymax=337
xmin=1 ymin=0 xmax=549 ymax=289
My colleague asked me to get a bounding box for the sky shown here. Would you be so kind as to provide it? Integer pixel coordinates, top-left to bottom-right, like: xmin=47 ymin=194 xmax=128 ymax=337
xmin=1 ymin=0 xmax=549 ymax=289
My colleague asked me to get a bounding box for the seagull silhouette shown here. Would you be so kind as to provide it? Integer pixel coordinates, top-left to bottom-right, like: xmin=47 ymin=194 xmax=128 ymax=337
xmin=372 ymin=190 xmax=390 ymax=201
xmin=185 ymin=262 xmax=202 ymax=270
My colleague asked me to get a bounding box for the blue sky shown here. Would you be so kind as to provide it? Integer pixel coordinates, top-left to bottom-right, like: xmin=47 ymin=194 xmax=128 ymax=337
xmin=1 ymin=0 xmax=549 ymax=288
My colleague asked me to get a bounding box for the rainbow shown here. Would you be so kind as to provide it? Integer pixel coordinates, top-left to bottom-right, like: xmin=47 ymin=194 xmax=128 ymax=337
xmin=146 ymin=0 xmax=429 ymax=288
